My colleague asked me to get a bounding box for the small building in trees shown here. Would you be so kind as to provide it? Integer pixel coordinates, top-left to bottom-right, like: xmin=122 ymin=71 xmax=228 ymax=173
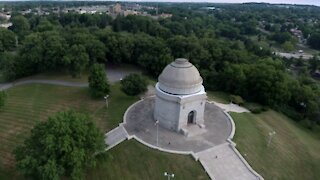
xmin=154 ymin=58 xmax=207 ymax=134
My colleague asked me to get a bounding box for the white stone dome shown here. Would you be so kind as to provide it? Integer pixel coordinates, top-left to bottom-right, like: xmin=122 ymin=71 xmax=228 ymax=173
xmin=158 ymin=58 xmax=203 ymax=95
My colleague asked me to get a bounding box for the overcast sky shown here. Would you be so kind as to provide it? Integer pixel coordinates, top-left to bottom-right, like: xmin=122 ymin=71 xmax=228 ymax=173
xmin=0 ymin=0 xmax=319 ymax=6
xmin=116 ymin=0 xmax=320 ymax=6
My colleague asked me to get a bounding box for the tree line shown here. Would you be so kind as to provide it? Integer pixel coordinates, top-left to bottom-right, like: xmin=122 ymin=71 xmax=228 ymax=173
xmin=0 ymin=4 xmax=319 ymax=128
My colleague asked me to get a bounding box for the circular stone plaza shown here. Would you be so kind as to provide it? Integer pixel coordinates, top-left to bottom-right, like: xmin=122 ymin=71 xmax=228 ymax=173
xmin=106 ymin=58 xmax=263 ymax=180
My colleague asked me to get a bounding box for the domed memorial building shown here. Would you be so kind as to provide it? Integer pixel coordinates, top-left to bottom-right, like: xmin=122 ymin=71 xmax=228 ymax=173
xmin=120 ymin=58 xmax=262 ymax=180
xmin=154 ymin=58 xmax=207 ymax=134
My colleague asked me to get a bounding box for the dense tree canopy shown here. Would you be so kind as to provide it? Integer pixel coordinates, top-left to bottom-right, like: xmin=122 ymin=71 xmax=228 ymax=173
xmin=14 ymin=110 xmax=105 ymax=180
xmin=0 ymin=28 xmax=16 ymax=51
xmin=308 ymin=33 xmax=320 ymax=50
xmin=88 ymin=63 xmax=110 ymax=98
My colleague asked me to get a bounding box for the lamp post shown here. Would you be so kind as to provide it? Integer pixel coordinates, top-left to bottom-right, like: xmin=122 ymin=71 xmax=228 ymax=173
xmin=155 ymin=120 xmax=159 ymax=147
xmin=164 ymin=172 xmax=174 ymax=180
xmin=104 ymin=95 xmax=109 ymax=108
xmin=267 ymin=131 xmax=276 ymax=147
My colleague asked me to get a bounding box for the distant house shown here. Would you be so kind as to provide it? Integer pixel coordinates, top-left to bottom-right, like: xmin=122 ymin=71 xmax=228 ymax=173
xmin=159 ymin=13 xmax=172 ymax=18
xmin=290 ymin=28 xmax=306 ymax=44
xmin=0 ymin=12 xmax=11 ymax=20
xmin=111 ymin=3 xmax=121 ymax=14
xmin=123 ymin=10 xmax=139 ymax=17
xmin=0 ymin=22 xmax=12 ymax=28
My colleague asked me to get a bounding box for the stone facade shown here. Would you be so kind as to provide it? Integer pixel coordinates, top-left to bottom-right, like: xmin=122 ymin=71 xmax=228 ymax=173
xmin=153 ymin=58 xmax=207 ymax=133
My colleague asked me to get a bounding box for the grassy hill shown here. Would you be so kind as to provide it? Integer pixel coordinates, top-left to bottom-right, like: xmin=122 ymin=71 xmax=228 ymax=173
xmin=207 ymin=90 xmax=320 ymax=179
xmin=232 ymin=111 xmax=320 ymax=180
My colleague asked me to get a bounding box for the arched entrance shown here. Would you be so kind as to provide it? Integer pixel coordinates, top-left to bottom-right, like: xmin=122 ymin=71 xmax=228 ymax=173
xmin=188 ymin=111 xmax=196 ymax=124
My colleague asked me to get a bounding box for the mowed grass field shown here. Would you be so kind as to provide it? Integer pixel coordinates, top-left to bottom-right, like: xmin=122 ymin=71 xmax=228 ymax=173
xmin=231 ymin=111 xmax=320 ymax=180
xmin=0 ymin=83 xmax=208 ymax=180
xmin=87 ymin=140 xmax=209 ymax=180
xmin=0 ymin=83 xmax=138 ymax=176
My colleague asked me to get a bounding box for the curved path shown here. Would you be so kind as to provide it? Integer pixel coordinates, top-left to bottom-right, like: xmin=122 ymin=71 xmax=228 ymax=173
xmin=0 ymin=64 xmax=141 ymax=90
xmin=106 ymin=97 xmax=263 ymax=180
xmin=0 ymin=79 xmax=88 ymax=90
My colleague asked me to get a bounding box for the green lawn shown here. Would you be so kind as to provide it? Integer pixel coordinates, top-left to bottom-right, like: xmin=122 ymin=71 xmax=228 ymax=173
xmin=87 ymin=140 xmax=209 ymax=180
xmin=0 ymin=83 xmax=207 ymax=179
xmin=232 ymin=111 xmax=320 ymax=180
xmin=20 ymin=71 xmax=89 ymax=83
xmin=0 ymin=83 xmax=137 ymax=176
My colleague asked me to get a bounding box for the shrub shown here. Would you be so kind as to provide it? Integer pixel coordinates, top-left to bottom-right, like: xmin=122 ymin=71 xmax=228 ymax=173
xmin=121 ymin=74 xmax=147 ymax=96
xmin=244 ymin=102 xmax=268 ymax=114
xmin=230 ymin=95 xmax=244 ymax=106
xmin=88 ymin=63 xmax=110 ymax=98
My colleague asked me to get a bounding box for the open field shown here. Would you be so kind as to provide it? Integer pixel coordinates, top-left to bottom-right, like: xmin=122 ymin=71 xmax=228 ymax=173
xmin=0 ymin=83 xmax=138 ymax=175
xmin=231 ymin=111 xmax=320 ymax=180
xmin=20 ymin=71 xmax=90 ymax=83
xmin=0 ymin=83 xmax=208 ymax=180
xmin=87 ymin=140 xmax=209 ymax=180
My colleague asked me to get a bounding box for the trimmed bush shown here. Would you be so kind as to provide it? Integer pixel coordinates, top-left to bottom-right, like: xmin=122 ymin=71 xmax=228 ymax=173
xmin=230 ymin=95 xmax=244 ymax=106
xmin=121 ymin=74 xmax=147 ymax=96
xmin=88 ymin=63 xmax=110 ymax=98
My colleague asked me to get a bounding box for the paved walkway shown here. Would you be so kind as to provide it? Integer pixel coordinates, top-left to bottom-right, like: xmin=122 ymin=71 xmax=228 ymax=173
xmin=213 ymin=102 xmax=250 ymax=113
xmin=123 ymin=98 xmax=232 ymax=153
xmin=119 ymin=97 xmax=263 ymax=180
xmin=106 ymin=64 xmax=141 ymax=83
xmin=0 ymin=79 xmax=87 ymax=90
xmin=196 ymin=143 xmax=261 ymax=180
xmin=105 ymin=125 xmax=128 ymax=150
xmin=0 ymin=65 xmax=140 ymax=90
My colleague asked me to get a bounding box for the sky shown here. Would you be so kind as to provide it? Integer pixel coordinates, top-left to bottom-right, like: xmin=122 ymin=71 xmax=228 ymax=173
xmin=110 ymin=0 xmax=320 ymax=6
xmin=0 ymin=0 xmax=319 ymax=6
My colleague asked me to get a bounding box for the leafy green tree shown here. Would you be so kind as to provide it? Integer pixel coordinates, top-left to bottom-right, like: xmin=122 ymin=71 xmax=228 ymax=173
xmin=10 ymin=15 xmax=30 ymax=39
xmin=0 ymin=52 xmax=16 ymax=81
xmin=64 ymin=31 xmax=106 ymax=63
xmin=309 ymin=56 xmax=320 ymax=73
xmin=88 ymin=63 xmax=110 ymax=98
xmin=85 ymin=39 xmax=106 ymax=64
xmin=36 ymin=18 xmax=55 ymax=32
xmin=0 ymin=91 xmax=7 ymax=110
xmin=16 ymin=33 xmax=44 ymax=76
xmin=269 ymin=32 xmax=292 ymax=44
xmin=42 ymin=31 xmax=68 ymax=70
xmin=0 ymin=28 xmax=16 ymax=51
xmin=308 ymin=33 xmax=320 ymax=50
xmin=121 ymin=74 xmax=147 ymax=96
xmin=63 ymin=44 xmax=89 ymax=77
xmin=14 ymin=110 xmax=105 ymax=180
xmin=97 ymin=29 xmax=134 ymax=64
xmin=282 ymin=41 xmax=294 ymax=52
xmin=230 ymin=95 xmax=244 ymax=105
xmin=218 ymin=64 xmax=247 ymax=95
